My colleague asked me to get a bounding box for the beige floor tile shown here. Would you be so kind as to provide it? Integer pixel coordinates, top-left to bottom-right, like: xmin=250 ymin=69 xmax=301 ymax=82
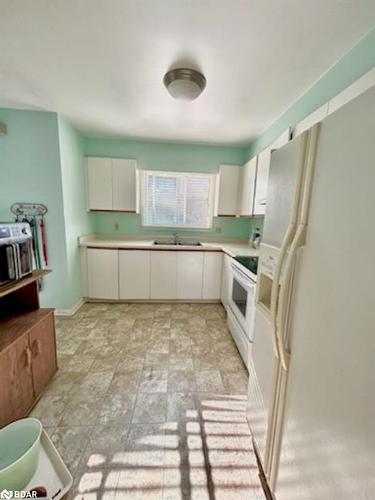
xmin=109 ymin=370 xmax=141 ymax=393
xmin=59 ymin=355 xmax=95 ymax=373
xmin=76 ymin=370 xmax=114 ymax=395
xmin=51 ymin=426 xmax=93 ymax=474
xmin=169 ymin=354 xmax=194 ymax=371
xmin=30 ymin=395 xmax=67 ymax=426
xmin=168 ymin=370 xmax=196 ymax=393
xmin=195 ymin=370 xmax=225 ymax=393
xmin=132 ymin=393 xmax=168 ymax=423
xmin=60 ymin=394 xmax=104 ymax=426
xmin=99 ymin=393 xmax=137 ymax=425
xmin=221 ymin=370 xmax=249 ymax=395
xmin=167 ymin=393 xmax=198 ymax=422
xmin=145 ymin=352 xmax=170 ymax=369
xmin=139 ymin=369 xmax=168 ymax=393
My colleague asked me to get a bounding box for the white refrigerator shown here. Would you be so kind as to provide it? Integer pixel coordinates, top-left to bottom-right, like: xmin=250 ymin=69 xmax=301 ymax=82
xmin=247 ymin=84 xmax=375 ymax=500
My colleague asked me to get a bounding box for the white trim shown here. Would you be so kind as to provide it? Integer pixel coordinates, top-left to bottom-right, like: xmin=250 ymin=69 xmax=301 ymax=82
xmin=328 ymin=67 xmax=375 ymax=115
xmin=55 ymin=298 xmax=85 ymax=317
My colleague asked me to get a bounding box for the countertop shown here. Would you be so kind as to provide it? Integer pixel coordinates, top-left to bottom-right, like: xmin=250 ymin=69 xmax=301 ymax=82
xmin=79 ymin=235 xmax=259 ymax=258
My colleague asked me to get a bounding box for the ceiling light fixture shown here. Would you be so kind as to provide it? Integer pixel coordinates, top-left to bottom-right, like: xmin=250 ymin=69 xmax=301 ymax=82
xmin=163 ymin=68 xmax=206 ymax=101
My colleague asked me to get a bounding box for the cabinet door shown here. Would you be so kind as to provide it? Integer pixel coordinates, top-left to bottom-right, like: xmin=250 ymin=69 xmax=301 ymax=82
xmin=87 ymin=157 xmax=113 ymax=210
xmin=202 ymin=252 xmax=223 ymax=300
xmin=119 ymin=250 xmax=150 ymax=299
xmin=30 ymin=312 xmax=57 ymax=398
xmin=217 ymin=165 xmax=241 ymax=216
xmin=253 ymin=149 xmax=271 ymax=215
xmin=112 ymin=159 xmax=137 ymax=212
xmin=220 ymin=254 xmax=231 ymax=310
xmin=0 ymin=334 xmax=34 ymax=427
xmin=87 ymin=248 xmax=119 ymax=299
xmin=239 ymin=157 xmax=257 ymax=216
xmin=150 ymin=251 xmax=177 ymax=299
xmin=177 ymin=252 xmax=204 ymax=299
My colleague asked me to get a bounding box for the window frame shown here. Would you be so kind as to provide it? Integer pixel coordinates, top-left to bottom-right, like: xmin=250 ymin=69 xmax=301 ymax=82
xmin=140 ymin=170 xmax=217 ymax=230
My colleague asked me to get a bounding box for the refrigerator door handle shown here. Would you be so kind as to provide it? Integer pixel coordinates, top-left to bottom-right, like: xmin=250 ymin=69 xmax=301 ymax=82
xmin=270 ymin=222 xmax=295 ymax=359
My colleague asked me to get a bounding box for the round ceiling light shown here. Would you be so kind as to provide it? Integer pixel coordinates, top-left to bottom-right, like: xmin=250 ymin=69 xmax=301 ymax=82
xmin=163 ymin=68 xmax=206 ymax=101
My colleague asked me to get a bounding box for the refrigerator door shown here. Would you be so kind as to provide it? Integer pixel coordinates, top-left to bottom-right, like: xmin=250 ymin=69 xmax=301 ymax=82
xmin=275 ymin=86 xmax=375 ymax=500
xmin=262 ymin=134 xmax=307 ymax=248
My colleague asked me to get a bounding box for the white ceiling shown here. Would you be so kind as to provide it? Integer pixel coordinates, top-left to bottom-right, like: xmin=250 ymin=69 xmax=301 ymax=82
xmin=0 ymin=1 xmax=374 ymax=145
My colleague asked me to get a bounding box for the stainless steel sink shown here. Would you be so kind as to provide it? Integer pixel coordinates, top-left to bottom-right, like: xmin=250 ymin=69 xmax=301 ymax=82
xmin=153 ymin=240 xmax=202 ymax=246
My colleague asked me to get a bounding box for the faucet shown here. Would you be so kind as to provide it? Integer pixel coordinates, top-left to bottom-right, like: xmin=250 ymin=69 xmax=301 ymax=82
xmin=172 ymin=231 xmax=180 ymax=245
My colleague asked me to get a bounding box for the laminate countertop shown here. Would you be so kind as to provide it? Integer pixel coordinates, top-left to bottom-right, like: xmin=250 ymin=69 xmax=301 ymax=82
xmin=79 ymin=235 xmax=259 ymax=258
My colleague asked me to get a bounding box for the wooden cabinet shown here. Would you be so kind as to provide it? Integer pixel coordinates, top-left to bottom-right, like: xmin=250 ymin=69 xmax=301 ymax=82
xmin=29 ymin=313 xmax=57 ymax=396
xmin=220 ymin=253 xmax=232 ymax=310
xmin=119 ymin=250 xmax=150 ymax=299
xmin=87 ymin=248 xmax=119 ymax=299
xmin=0 ymin=270 xmax=57 ymax=428
xmin=87 ymin=157 xmax=137 ymax=212
xmin=239 ymin=157 xmax=257 ymax=216
xmin=202 ymin=252 xmax=222 ymax=300
xmin=150 ymin=251 xmax=177 ymax=299
xmin=176 ymin=252 xmax=204 ymax=299
xmin=217 ymin=164 xmax=241 ymax=216
xmin=253 ymin=148 xmax=271 ymax=215
xmin=87 ymin=157 xmax=112 ymax=210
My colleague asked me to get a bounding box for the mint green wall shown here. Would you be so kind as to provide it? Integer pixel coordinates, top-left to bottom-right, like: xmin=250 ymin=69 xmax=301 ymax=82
xmin=246 ymin=27 xmax=375 ymax=159
xmin=57 ymin=116 xmax=94 ymax=308
xmin=0 ymin=108 xmax=69 ymax=308
xmin=84 ymin=137 xmax=253 ymax=239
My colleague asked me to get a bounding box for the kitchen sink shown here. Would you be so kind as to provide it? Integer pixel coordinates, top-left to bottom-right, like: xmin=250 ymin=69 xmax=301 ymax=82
xmin=153 ymin=240 xmax=202 ymax=246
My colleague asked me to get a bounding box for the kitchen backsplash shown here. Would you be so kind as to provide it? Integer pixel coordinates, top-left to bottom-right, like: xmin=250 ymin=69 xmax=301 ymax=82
xmin=93 ymin=212 xmax=264 ymax=240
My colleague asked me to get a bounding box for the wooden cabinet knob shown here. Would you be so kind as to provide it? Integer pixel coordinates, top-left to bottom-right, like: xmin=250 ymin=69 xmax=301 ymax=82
xmin=32 ymin=339 xmax=41 ymax=357
xmin=25 ymin=346 xmax=32 ymax=367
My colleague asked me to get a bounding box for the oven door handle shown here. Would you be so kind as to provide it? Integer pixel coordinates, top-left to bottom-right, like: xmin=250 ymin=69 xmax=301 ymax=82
xmin=230 ymin=265 xmax=255 ymax=290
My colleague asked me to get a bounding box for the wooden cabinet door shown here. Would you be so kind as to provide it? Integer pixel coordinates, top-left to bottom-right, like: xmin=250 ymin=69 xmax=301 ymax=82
xmin=119 ymin=250 xmax=150 ymax=299
xmin=87 ymin=248 xmax=119 ymax=299
xmin=87 ymin=157 xmax=113 ymax=210
xmin=202 ymin=252 xmax=223 ymax=300
xmin=112 ymin=159 xmax=137 ymax=212
xmin=0 ymin=334 xmax=33 ymax=427
xmin=30 ymin=313 xmax=57 ymax=398
xmin=150 ymin=251 xmax=177 ymax=299
xmin=217 ymin=164 xmax=241 ymax=216
xmin=176 ymin=252 xmax=204 ymax=299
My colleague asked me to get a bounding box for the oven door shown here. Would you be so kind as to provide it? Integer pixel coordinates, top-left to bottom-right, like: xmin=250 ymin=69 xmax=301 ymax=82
xmin=0 ymin=244 xmax=17 ymax=285
xmin=229 ymin=265 xmax=256 ymax=339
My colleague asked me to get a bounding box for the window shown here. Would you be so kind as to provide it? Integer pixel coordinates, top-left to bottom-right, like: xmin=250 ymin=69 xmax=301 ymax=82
xmin=141 ymin=170 xmax=216 ymax=229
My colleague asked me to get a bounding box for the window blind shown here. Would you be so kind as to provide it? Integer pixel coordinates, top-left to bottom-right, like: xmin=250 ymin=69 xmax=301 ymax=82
xmin=142 ymin=171 xmax=216 ymax=229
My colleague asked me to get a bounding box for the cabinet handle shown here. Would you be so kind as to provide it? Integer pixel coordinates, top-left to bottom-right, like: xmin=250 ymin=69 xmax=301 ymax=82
xmin=32 ymin=339 xmax=41 ymax=357
xmin=25 ymin=346 xmax=32 ymax=367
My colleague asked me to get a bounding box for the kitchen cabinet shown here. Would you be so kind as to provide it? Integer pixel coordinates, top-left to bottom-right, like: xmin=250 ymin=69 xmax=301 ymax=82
xmin=87 ymin=157 xmax=112 ymax=210
xmin=220 ymin=253 xmax=232 ymax=310
xmin=0 ymin=271 xmax=57 ymax=428
xmin=253 ymin=148 xmax=271 ymax=215
xmin=119 ymin=250 xmax=150 ymax=299
xmin=202 ymin=252 xmax=223 ymax=299
xmin=177 ymin=252 xmax=204 ymax=299
xmin=87 ymin=248 xmax=119 ymax=299
xmin=150 ymin=251 xmax=177 ymax=299
xmin=217 ymin=164 xmax=241 ymax=216
xmin=87 ymin=157 xmax=137 ymax=212
xmin=29 ymin=313 xmax=57 ymax=396
xmin=239 ymin=157 xmax=257 ymax=216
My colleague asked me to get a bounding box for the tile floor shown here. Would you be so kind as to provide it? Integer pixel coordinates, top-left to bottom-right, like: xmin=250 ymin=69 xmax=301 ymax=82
xmin=30 ymin=302 xmax=265 ymax=500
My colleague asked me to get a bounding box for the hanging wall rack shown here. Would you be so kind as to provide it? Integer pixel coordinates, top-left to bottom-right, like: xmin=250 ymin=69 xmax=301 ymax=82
xmin=11 ymin=202 xmax=48 ymax=219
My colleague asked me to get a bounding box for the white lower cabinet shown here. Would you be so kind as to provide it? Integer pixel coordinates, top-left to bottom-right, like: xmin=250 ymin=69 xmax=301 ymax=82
xmin=150 ymin=251 xmax=177 ymax=299
xmin=119 ymin=250 xmax=150 ymax=299
xmin=202 ymin=252 xmax=223 ymax=300
xmin=221 ymin=253 xmax=232 ymax=310
xmin=177 ymin=252 xmax=204 ymax=299
xmin=87 ymin=248 xmax=119 ymax=299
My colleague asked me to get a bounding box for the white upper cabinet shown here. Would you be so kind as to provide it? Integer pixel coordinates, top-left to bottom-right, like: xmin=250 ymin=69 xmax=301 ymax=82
xmin=239 ymin=157 xmax=257 ymax=216
xmin=150 ymin=251 xmax=177 ymax=300
xmin=87 ymin=157 xmax=112 ymax=210
xmin=217 ymin=164 xmax=241 ymax=216
xmin=202 ymin=252 xmax=223 ymax=300
xmin=253 ymin=148 xmax=271 ymax=215
xmin=176 ymin=252 xmax=204 ymax=299
xmin=119 ymin=250 xmax=150 ymax=299
xmin=112 ymin=159 xmax=137 ymax=211
xmin=86 ymin=157 xmax=137 ymax=212
xmin=87 ymin=248 xmax=119 ymax=299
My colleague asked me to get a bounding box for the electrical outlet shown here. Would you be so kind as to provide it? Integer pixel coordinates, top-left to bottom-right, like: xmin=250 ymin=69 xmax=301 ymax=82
xmin=215 ymin=226 xmax=222 ymax=233
xmin=114 ymin=222 xmax=119 ymax=231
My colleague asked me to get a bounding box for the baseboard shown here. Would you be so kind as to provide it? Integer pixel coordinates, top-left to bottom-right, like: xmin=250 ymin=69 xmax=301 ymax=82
xmin=55 ymin=298 xmax=85 ymax=317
